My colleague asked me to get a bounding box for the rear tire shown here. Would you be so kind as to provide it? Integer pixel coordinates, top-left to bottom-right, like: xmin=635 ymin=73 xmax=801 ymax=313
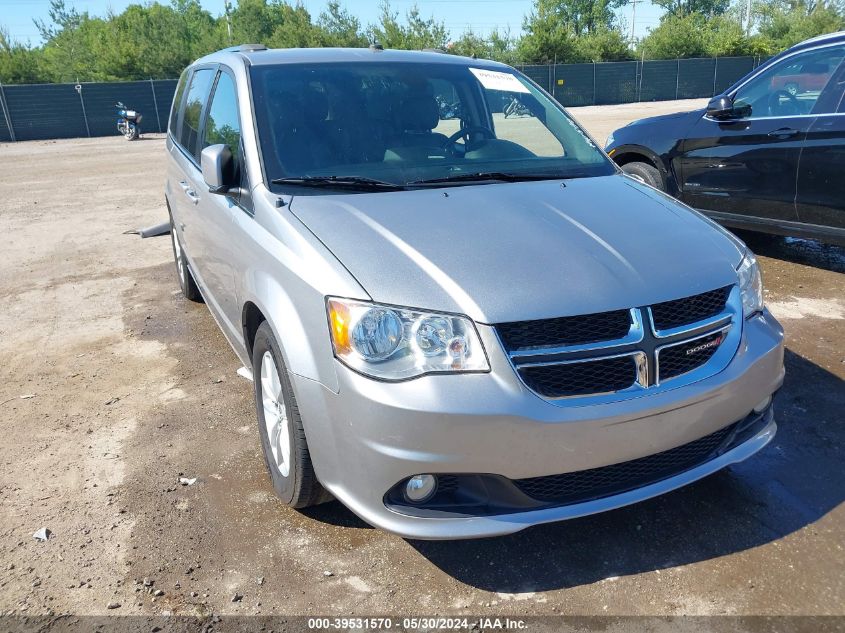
xmin=169 ymin=214 xmax=203 ymax=302
xmin=252 ymin=322 xmax=331 ymax=508
xmin=621 ymin=161 xmax=663 ymax=190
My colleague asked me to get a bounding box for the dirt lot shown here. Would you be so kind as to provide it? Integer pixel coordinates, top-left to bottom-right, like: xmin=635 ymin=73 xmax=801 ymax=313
xmin=0 ymin=99 xmax=843 ymax=624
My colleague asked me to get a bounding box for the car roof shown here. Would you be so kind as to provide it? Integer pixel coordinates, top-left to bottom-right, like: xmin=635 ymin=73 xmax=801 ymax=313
xmin=727 ymin=30 xmax=845 ymax=92
xmin=192 ymin=46 xmax=509 ymax=70
xmin=785 ymin=30 xmax=845 ymax=54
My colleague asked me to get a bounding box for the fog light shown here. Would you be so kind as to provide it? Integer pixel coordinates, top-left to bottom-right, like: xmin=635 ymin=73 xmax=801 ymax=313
xmin=404 ymin=474 xmax=437 ymax=503
xmin=753 ymin=395 xmax=772 ymax=414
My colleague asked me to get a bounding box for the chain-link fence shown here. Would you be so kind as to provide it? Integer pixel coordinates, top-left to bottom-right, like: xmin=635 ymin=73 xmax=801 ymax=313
xmin=0 ymin=79 xmax=176 ymax=142
xmin=0 ymin=56 xmax=767 ymax=143
xmin=525 ymin=55 xmax=765 ymax=106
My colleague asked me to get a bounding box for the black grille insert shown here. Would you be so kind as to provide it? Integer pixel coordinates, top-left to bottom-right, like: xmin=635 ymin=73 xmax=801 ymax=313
xmin=650 ymin=286 xmax=731 ymax=331
xmin=513 ymin=422 xmax=737 ymax=504
xmin=519 ymin=355 xmax=637 ymax=398
xmin=496 ymin=309 xmax=632 ymax=351
xmin=658 ymin=330 xmax=725 ymax=381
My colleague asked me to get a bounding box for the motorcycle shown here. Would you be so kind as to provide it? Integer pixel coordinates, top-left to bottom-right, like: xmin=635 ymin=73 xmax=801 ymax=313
xmin=116 ymin=102 xmax=142 ymax=140
xmin=503 ymin=95 xmax=531 ymax=119
xmin=435 ymin=95 xmax=461 ymax=120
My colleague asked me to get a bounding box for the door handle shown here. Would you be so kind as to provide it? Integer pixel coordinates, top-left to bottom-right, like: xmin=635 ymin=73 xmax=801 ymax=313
xmin=178 ymin=180 xmax=190 ymax=190
xmin=185 ymin=189 xmax=199 ymax=205
xmin=767 ymin=127 xmax=799 ymax=138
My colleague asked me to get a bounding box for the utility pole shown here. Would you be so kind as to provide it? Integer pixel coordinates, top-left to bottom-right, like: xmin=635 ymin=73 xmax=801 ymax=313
xmin=224 ymin=0 xmax=233 ymax=44
xmin=630 ymin=0 xmax=644 ymax=47
xmin=745 ymin=0 xmax=752 ymax=35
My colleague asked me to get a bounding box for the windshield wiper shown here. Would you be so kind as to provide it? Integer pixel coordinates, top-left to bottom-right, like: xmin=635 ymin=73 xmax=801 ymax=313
xmin=271 ymin=176 xmax=405 ymax=191
xmin=409 ymin=172 xmax=565 ymax=186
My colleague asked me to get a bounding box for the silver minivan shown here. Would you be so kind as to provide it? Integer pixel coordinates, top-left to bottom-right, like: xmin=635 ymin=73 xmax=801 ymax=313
xmin=165 ymin=45 xmax=785 ymax=539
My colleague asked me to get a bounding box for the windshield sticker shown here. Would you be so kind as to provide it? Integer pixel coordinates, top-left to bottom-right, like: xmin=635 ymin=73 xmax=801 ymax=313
xmin=469 ymin=68 xmax=530 ymax=94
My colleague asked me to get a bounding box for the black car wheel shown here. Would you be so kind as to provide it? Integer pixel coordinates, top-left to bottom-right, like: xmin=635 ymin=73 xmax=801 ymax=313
xmin=621 ymin=161 xmax=663 ymax=190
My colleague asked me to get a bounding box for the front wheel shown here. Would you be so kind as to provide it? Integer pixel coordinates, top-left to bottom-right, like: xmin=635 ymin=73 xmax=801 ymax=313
xmin=253 ymin=322 xmax=331 ymax=508
xmin=621 ymin=161 xmax=663 ymax=190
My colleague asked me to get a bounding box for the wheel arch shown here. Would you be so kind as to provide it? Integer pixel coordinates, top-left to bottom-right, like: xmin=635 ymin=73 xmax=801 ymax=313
xmin=610 ymin=145 xmax=671 ymax=190
xmin=242 ymin=301 xmax=266 ymax=364
xmin=239 ymin=271 xmax=339 ymax=394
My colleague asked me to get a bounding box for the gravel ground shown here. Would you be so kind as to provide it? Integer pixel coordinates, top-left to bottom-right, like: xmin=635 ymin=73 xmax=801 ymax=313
xmin=0 ymin=99 xmax=843 ymax=624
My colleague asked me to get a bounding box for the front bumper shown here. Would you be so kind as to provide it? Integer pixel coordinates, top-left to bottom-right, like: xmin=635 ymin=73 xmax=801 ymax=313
xmin=292 ymin=310 xmax=784 ymax=540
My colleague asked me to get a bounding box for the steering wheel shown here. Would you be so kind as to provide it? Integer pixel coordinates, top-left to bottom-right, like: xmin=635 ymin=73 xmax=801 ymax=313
xmin=445 ymin=126 xmax=495 ymax=156
xmin=768 ymin=89 xmax=801 ymax=116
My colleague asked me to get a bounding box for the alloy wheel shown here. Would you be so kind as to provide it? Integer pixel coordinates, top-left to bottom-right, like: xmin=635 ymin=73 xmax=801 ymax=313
xmin=260 ymin=351 xmax=291 ymax=478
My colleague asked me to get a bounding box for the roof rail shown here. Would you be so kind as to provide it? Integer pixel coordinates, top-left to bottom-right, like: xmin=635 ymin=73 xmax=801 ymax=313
xmin=237 ymin=43 xmax=268 ymax=52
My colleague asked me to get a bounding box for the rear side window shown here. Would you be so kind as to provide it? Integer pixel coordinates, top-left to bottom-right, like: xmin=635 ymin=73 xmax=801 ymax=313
xmin=168 ymin=69 xmax=189 ymax=137
xmin=178 ymin=68 xmax=215 ymax=161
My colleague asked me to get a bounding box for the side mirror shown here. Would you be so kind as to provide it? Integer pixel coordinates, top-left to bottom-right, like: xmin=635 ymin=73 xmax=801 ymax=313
xmin=200 ymin=144 xmax=236 ymax=194
xmin=706 ymin=95 xmax=748 ymax=120
xmin=706 ymin=95 xmax=734 ymax=119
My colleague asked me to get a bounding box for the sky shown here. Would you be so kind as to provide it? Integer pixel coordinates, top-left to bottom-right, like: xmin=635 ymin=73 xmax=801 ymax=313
xmin=0 ymin=0 xmax=665 ymax=45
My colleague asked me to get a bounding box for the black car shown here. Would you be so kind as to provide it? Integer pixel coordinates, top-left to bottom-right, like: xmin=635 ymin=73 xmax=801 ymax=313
xmin=605 ymin=31 xmax=845 ymax=246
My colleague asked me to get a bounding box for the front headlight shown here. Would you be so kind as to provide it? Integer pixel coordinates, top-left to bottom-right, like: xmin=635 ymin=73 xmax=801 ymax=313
xmin=327 ymin=298 xmax=490 ymax=380
xmin=605 ymin=132 xmax=615 ymax=149
xmin=737 ymin=251 xmax=763 ymax=318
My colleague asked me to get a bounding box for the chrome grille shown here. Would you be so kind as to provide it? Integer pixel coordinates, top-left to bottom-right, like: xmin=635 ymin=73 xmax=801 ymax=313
xmin=496 ymin=285 xmax=739 ymax=402
xmin=657 ymin=328 xmax=727 ymax=383
xmin=650 ymin=286 xmax=731 ymax=332
xmin=497 ymin=310 xmax=632 ymax=350
xmin=519 ymin=355 xmax=639 ymax=398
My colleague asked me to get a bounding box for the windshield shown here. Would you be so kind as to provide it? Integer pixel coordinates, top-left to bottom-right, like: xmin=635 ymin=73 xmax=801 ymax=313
xmin=251 ymin=61 xmax=615 ymax=190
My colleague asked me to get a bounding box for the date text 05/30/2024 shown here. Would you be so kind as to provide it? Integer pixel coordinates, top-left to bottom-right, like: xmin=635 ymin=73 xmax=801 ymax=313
xmin=307 ymin=617 xmax=528 ymax=630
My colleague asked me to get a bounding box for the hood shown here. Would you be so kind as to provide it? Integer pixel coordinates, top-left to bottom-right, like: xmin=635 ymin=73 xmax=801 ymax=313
xmin=289 ymin=175 xmax=744 ymax=324
xmin=626 ymin=108 xmax=703 ymax=129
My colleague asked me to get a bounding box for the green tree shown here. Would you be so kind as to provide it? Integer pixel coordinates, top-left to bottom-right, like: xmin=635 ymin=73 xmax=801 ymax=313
xmin=651 ymin=0 xmax=731 ymax=17
xmin=755 ymin=0 xmax=845 ymax=52
xmin=368 ymin=2 xmax=449 ymax=50
xmin=574 ymin=26 xmax=634 ymax=60
xmin=267 ymin=4 xmax=322 ymax=48
xmin=317 ymin=1 xmax=368 ymax=47
xmin=34 ymin=0 xmax=101 ymax=82
xmin=489 ymin=29 xmax=520 ymax=65
xmin=449 ymin=29 xmax=491 ymax=58
xmin=517 ymin=3 xmax=579 ymax=62
xmin=518 ymin=0 xmax=631 ymax=62
xmin=529 ymin=0 xmax=629 ymax=37
xmin=704 ymin=13 xmax=759 ymax=56
xmin=448 ymin=28 xmax=520 ymax=63
xmin=228 ymin=0 xmax=283 ymax=45
xmin=0 ymin=27 xmax=43 ymax=83
xmin=638 ymin=13 xmax=709 ymax=58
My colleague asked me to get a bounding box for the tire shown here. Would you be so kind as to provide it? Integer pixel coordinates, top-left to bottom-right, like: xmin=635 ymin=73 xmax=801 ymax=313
xmin=169 ymin=214 xmax=203 ymax=302
xmin=252 ymin=322 xmax=331 ymax=508
xmin=621 ymin=161 xmax=663 ymax=190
